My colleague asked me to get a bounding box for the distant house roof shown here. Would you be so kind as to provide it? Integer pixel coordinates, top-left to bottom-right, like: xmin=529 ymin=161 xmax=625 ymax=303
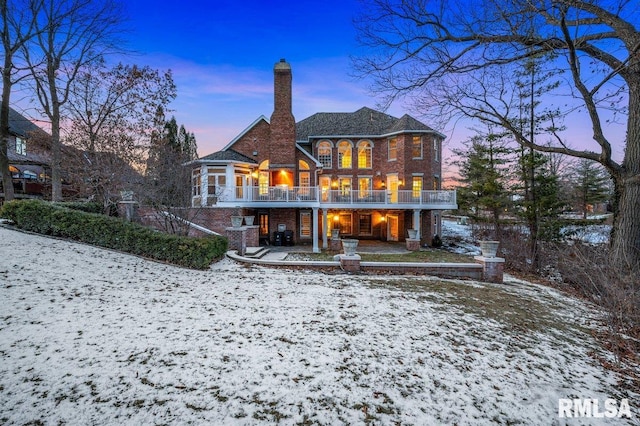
xmin=295 ymin=107 xmax=444 ymax=142
xmin=199 ymin=149 xmax=258 ymax=164
xmin=1 ymin=102 xmax=49 ymax=139
xmin=1 ymin=102 xmax=51 ymax=166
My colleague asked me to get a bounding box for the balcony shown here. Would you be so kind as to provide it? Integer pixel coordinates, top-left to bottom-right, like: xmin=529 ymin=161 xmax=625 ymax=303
xmin=203 ymin=186 xmax=457 ymax=210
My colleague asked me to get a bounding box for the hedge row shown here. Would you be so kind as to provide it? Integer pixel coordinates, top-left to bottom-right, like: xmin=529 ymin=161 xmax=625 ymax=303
xmin=0 ymin=199 xmax=227 ymax=269
xmin=52 ymin=201 xmax=104 ymax=214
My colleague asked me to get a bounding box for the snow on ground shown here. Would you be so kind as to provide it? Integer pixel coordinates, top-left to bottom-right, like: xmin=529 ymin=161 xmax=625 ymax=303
xmin=442 ymin=217 xmax=612 ymax=254
xmin=0 ymin=226 xmax=636 ymax=425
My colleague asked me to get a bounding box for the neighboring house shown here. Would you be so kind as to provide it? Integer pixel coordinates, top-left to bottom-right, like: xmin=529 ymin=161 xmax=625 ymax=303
xmin=189 ymin=59 xmax=456 ymax=251
xmin=0 ymin=102 xmax=51 ymax=202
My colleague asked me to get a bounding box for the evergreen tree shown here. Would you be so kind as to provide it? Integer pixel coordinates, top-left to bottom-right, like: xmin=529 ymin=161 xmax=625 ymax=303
xmin=514 ymin=149 xmax=565 ymax=243
xmin=452 ymin=130 xmax=512 ymax=238
xmin=144 ymin=113 xmax=198 ymax=234
xmin=569 ymin=158 xmax=611 ymax=219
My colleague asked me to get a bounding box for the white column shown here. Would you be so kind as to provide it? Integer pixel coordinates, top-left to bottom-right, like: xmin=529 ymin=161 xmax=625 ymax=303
xmin=322 ymin=209 xmax=328 ymax=249
xmin=413 ymin=209 xmax=421 ymax=239
xmin=200 ymin=164 xmax=208 ymax=207
xmin=313 ymin=208 xmax=320 ymax=253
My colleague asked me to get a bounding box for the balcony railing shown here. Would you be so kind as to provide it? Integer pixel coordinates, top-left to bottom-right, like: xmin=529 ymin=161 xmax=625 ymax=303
xmin=207 ymin=186 xmax=456 ymax=208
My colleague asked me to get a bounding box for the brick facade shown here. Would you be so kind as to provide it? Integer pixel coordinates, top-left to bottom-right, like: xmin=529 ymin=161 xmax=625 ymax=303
xmin=186 ymin=59 xmax=450 ymax=249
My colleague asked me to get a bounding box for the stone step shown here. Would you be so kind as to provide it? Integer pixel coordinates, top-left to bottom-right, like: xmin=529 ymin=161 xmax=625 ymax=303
xmin=244 ymin=246 xmax=270 ymax=259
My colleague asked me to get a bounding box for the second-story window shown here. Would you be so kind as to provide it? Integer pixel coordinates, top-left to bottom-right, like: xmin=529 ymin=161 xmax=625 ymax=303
xmin=412 ymin=176 xmax=422 ymax=198
xmin=412 ymin=135 xmax=422 ymax=159
xmin=388 ymin=137 xmax=397 ymax=161
xmin=338 ymin=140 xmax=352 ymax=169
xmin=15 ymin=137 xmax=26 ymax=155
xmin=434 ymin=138 xmax=440 ymax=162
xmin=357 ymin=140 xmax=372 ymax=169
xmin=317 ymin=141 xmax=332 ymax=168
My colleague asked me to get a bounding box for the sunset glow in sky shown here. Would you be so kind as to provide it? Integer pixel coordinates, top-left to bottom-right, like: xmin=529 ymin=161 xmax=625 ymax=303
xmin=123 ymin=0 xmax=392 ymax=158
xmin=13 ymin=0 xmax=629 ymax=170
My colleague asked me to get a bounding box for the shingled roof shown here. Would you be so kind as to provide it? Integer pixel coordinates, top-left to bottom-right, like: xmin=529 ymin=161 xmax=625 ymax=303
xmin=1 ymin=102 xmax=49 ymax=139
xmin=200 ymin=149 xmax=257 ymax=164
xmin=295 ymin=107 xmax=440 ymax=142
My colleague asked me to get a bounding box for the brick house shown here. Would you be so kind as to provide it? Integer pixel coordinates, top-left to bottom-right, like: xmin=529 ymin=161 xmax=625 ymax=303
xmin=189 ymin=59 xmax=456 ymax=252
xmin=0 ymin=102 xmax=51 ymax=202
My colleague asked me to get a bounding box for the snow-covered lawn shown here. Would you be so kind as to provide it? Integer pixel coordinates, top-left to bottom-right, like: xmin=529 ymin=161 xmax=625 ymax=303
xmin=0 ymin=227 xmax=635 ymax=424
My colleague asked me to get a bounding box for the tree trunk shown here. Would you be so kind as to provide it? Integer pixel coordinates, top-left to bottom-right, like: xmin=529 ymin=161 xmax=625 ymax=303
xmin=50 ymin=112 xmax=62 ymax=201
xmin=610 ymin=175 xmax=640 ymax=273
xmin=1 ymin=55 xmax=15 ymax=202
xmin=609 ymin=83 xmax=640 ymax=274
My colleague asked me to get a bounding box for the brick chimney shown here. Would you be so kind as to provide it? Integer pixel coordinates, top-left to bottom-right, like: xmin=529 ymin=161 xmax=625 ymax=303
xmin=269 ymin=59 xmax=296 ymax=169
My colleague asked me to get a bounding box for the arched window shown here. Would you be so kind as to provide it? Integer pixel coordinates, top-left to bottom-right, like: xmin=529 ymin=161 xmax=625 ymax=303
xmin=298 ymin=160 xmax=310 ymax=170
xmin=337 ymin=140 xmax=352 ymax=169
xmin=258 ymin=160 xmax=269 ymax=195
xmin=317 ymin=141 xmax=332 ymax=168
xmin=357 ymin=140 xmax=372 ymax=169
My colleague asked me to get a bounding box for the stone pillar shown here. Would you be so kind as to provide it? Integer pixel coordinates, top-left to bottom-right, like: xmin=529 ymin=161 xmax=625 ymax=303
xmin=117 ymin=201 xmax=139 ymax=222
xmin=474 ymin=256 xmax=505 ymax=283
xmin=226 ymin=227 xmax=247 ymax=256
xmin=245 ymin=226 xmax=259 ymax=247
xmin=406 ymin=239 xmax=420 ymax=251
xmin=338 ymin=254 xmax=361 ymax=273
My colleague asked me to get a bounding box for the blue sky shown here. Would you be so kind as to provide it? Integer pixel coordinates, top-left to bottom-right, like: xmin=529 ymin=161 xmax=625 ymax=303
xmin=14 ymin=0 xmax=628 ymax=168
xmin=123 ymin=0 xmax=401 ymax=158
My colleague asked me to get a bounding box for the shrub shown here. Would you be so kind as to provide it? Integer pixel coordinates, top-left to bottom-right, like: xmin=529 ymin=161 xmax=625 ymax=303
xmin=53 ymin=201 xmax=104 ymax=214
xmin=0 ymin=199 xmax=227 ymax=269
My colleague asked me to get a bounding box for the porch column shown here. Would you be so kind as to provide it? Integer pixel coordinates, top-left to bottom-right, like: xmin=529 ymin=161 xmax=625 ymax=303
xmin=313 ymin=207 xmax=320 ymax=253
xmin=322 ymin=209 xmax=328 ymax=249
xmin=200 ymin=164 xmax=208 ymax=207
xmin=413 ymin=209 xmax=421 ymax=239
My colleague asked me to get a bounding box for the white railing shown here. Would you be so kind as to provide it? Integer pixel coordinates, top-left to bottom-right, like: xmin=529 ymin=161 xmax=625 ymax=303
xmin=213 ymin=186 xmax=456 ymax=207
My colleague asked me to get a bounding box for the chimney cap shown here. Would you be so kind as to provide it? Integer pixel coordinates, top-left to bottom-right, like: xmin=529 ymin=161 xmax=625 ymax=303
xmin=274 ymin=58 xmax=291 ymax=70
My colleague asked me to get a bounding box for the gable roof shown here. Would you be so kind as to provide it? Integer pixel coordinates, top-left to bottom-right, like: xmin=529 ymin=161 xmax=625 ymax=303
xmin=199 ymin=149 xmax=257 ymax=164
xmin=295 ymin=107 xmax=444 ymax=141
xmin=220 ymin=115 xmax=269 ymax=152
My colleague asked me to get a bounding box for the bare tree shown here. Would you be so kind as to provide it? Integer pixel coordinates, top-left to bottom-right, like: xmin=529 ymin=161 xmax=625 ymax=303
xmin=21 ymin=0 xmax=126 ymax=201
xmin=354 ymin=0 xmax=640 ymax=274
xmin=64 ymin=60 xmax=176 ymax=211
xmin=0 ymin=0 xmax=42 ymax=201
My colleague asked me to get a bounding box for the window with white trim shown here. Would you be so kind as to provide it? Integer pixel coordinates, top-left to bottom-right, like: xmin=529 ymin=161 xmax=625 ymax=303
xmin=388 ymin=138 xmax=397 ymax=161
xmin=412 ymin=176 xmax=422 ymax=198
xmin=412 ymin=135 xmax=422 ymax=159
xmin=317 ymin=141 xmax=332 ymax=168
xmin=338 ymin=177 xmax=351 ymax=196
xmin=358 ymin=176 xmax=372 ymax=199
xmin=15 ymin=137 xmax=26 ymax=155
xmin=357 ymin=140 xmax=372 ymax=169
xmin=191 ymin=169 xmax=201 ymax=196
xmin=434 ymin=138 xmax=440 ymax=162
xmin=337 ymin=140 xmax=352 ymax=169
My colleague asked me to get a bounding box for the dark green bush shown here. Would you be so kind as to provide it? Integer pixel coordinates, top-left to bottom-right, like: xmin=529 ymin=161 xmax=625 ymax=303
xmin=53 ymin=201 xmax=104 ymax=214
xmin=0 ymin=199 xmax=227 ymax=269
